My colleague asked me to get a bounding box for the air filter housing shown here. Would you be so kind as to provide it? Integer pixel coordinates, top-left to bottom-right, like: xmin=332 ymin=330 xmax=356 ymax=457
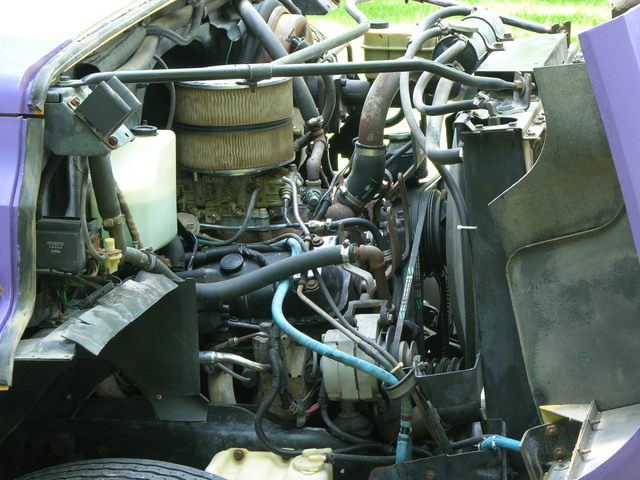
xmin=175 ymin=77 xmax=293 ymax=175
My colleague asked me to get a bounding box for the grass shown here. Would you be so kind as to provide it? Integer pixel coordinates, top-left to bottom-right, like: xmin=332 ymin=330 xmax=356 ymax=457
xmin=310 ymin=0 xmax=611 ymax=44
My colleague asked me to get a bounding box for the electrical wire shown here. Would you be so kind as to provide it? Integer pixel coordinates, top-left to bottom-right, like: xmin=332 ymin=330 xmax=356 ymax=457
xmin=201 ymin=188 xmax=260 ymax=246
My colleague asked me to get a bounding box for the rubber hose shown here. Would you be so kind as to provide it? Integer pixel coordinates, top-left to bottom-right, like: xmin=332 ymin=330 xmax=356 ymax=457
xmin=88 ymin=155 xmax=127 ymax=250
xmin=193 ymin=245 xmax=345 ymax=303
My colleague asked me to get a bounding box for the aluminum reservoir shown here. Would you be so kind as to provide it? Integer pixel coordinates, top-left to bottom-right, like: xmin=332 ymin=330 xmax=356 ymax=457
xmin=91 ymin=125 xmax=177 ymax=250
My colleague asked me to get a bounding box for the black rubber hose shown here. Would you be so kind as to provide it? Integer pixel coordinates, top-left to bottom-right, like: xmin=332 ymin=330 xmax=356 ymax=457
xmin=88 ymin=155 xmax=127 ymax=250
xmin=194 ymin=246 xmax=345 ymax=303
xmin=330 ymin=218 xmax=388 ymax=251
xmin=238 ymin=0 xmax=282 ymax=63
xmin=183 ymin=244 xmax=276 ymax=269
xmin=321 ymin=75 xmax=337 ymax=127
xmin=417 ymin=0 xmax=554 ymax=33
xmin=235 ymin=0 xmax=322 ymax=123
xmin=162 ymin=236 xmax=186 ymax=271
xmin=36 ymin=154 xmax=64 ymax=219
xmin=384 ymin=142 xmax=412 ymax=168
xmin=145 ymin=4 xmax=204 ymax=45
xmin=451 ymin=435 xmax=486 ymax=449
xmin=327 ymin=453 xmax=396 ymax=465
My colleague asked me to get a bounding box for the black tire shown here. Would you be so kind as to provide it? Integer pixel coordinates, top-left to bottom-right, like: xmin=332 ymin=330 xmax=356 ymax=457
xmin=16 ymin=458 xmax=226 ymax=480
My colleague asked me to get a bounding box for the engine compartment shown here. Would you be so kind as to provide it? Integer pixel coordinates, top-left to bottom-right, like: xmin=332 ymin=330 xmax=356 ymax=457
xmin=2 ymin=1 xmax=640 ymax=479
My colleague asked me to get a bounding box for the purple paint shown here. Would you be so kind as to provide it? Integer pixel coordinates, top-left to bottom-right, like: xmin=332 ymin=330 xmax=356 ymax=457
xmin=0 ymin=117 xmax=26 ymax=338
xmin=579 ymin=427 xmax=640 ymax=480
xmin=580 ymin=6 xmax=640 ymax=260
xmin=0 ymin=37 xmax=70 ymax=114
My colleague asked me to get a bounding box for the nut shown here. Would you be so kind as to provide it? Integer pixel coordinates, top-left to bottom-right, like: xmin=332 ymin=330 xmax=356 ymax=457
xmin=546 ymin=424 xmax=558 ymax=437
xmin=553 ymin=446 xmax=566 ymax=460
xmin=233 ymin=449 xmax=245 ymax=461
xmin=107 ymin=136 xmax=119 ymax=147
xmin=425 ymin=471 xmax=436 ymax=480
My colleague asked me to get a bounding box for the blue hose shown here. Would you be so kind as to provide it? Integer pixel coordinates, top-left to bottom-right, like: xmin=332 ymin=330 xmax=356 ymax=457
xmin=479 ymin=435 xmax=521 ymax=453
xmin=271 ymin=239 xmax=412 ymax=462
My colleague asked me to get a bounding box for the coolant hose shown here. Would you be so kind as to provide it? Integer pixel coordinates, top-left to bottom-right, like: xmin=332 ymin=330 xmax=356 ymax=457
xmin=479 ymin=435 xmax=521 ymax=453
xmin=272 ymin=240 xmax=412 ymax=462
xmin=194 ymin=245 xmax=346 ymax=303
xmin=88 ymin=155 xmax=127 ymax=250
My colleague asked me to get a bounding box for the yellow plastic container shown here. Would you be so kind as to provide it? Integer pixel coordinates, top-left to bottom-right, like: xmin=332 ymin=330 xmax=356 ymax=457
xmin=363 ymin=24 xmax=438 ymax=80
xmin=206 ymin=448 xmax=333 ymax=480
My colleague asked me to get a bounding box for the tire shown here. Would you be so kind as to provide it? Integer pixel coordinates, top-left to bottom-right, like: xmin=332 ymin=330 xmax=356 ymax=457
xmin=16 ymin=458 xmax=226 ymax=480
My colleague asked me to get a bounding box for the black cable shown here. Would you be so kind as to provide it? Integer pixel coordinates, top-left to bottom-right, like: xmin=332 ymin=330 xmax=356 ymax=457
xmin=450 ymin=435 xmax=486 ymax=449
xmin=36 ymin=154 xmax=64 ymax=219
xmin=385 ymin=141 xmax=412 ymax=168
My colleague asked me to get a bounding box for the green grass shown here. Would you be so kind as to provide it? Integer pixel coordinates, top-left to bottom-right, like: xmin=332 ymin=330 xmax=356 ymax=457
xmin=310 ymin=0 xmax=610 ymax=44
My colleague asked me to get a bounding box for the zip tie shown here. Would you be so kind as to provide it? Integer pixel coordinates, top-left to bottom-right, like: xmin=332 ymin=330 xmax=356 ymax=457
xmin=390 ymin=362 xmax=404 ymax=374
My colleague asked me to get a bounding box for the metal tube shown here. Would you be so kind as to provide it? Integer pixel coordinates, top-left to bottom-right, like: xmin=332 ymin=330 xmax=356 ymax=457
xmin=75 ymin=60 xmax=516 ymax=91
xmin=199 ymin=351 xmax=272 ymax=372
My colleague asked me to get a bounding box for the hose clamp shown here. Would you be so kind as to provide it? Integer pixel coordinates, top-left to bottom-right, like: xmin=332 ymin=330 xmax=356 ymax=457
xmin=340 ymin=242 xmax=351 ymax=263
xmin=102 ymin=214 xmax=125 ymax=229
xmin=355 ymin=142 xmax=386 ymax=157
xmin=382 ymin=367 xmax=417 ymax=400
xmin=383 ymin=249 xmax=393 ymax=263
xmin=337 ymin=185 xmax=366 ymax=211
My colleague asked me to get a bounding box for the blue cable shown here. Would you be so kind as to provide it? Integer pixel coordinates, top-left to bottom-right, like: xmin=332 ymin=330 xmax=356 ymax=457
xmin=479 ymin=435 xmax=521 ymax=453
xmin=271 ymin=239 xmax=412 ymax=462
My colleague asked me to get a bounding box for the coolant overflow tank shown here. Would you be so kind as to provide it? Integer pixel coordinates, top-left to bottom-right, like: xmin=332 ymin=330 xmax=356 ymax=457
xmin=174 ymin=77 xmax=294 ymax=174
xmin=91 ymin=125 xmax=177 ymax=250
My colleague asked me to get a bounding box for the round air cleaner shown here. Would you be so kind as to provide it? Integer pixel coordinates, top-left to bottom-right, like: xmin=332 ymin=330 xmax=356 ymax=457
xmin=174 ymin=77 xmax=293 ymax=175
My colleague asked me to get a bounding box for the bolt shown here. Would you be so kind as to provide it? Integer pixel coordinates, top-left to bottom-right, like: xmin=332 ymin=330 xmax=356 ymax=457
xmin=425 ymin=471 xmax=436 ymax=480
xmin=578 ymin=448 xmax=592 ymax=460
xmin=508 ymin=121 xmax=518 ymax=127
xmin=155 ymin=394 xmax=162 ymax=401
xmin=553 ymin=446 xmax=566 ymax=460
xmin=476 ymin=124 xmax=484 ymax=130
xmin=305 ymin=279 xmax=319 ymax=291
xmin=312 ymin=236 xmax=324 ymax=247
xmin=546 ymin=424 xmax=558 ymax=437
xmin=526 ymin=129 xmax=535 ymax=136
xmin=107 ymin=136 xmax=119 ymax=147
xmin=503 ymin=32 xmax=513 ymax=39
xmin=69 ymin=97 xmax=81 ymax=107
xmin=494 ymin=42 xmax=504 ymax=49
xmin=233 ymin=449 xmax=245 ymax=461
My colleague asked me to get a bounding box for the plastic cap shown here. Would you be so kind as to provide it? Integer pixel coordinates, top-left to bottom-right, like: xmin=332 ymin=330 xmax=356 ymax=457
xmin=220 ymin=253 xmax=244 ymax=274
xmin=370 ymin=19 xmax=389 ymax=29
xmin=131 ymin=125 xmax=159 ymax=136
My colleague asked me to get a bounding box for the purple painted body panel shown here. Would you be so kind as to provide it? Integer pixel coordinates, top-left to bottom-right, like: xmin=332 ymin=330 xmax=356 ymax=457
xmin=0 ymin=37 xmax=70 ymax=114
xmin=580 ymin=6 xmax=640 ymax=260
xmin=580 ymin=428 xmax=640 ymax=480
xmin=580 ymin=8 xmax=640 ymax=477
xmin=0 ymin=31 xmax=70 ymax=347
xmin=0 ymin=118 xmax=26 ymax=339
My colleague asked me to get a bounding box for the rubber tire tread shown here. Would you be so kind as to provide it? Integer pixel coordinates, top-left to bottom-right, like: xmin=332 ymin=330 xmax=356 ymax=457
xmin=16 ymin=458 xmax=225 ymax=480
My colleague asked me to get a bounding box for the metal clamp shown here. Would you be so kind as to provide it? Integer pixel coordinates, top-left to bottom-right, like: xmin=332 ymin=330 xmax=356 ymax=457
xmin=382 ymin=367 xmax=417 ymax=400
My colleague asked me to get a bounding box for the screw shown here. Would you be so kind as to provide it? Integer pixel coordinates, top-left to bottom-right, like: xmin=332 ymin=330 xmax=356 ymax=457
xmin=312 ymin=236 xmax=324 ymax=247
xmin=494 ymin=42 xmax=504 ymax=49
xmin=233 ymin=449 xmax=245 ymax=461
xmin=503 ymin=32 xmax=513 ymax=39
xmin=155 ymin=394 xmax=162 ymax=401
xmin=526 ymin=129 xmax=535 ymax=136
xmin=553 ymin=446 xmax=565 ymax=460
xmin=508 ymin=121 xmax=518 ymax=127
xmin=546 ymin=424 xmax=558 ymax=437
xmin=425 ymin=471 xmax=436 ymax=480
xmin=69 ymin=97 xmax=81 ymax=107
xmin=107 ymin=136 xmax=119 ymax=146
xmin=305 ymin=279 xmax=319 ymax=291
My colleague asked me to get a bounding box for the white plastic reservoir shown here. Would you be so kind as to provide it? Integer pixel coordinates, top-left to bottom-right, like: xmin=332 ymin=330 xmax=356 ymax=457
xmin=206 ymin=448 xmax=333 ymax=480
xmin=92 ymin=125 xmax=177 ymax=251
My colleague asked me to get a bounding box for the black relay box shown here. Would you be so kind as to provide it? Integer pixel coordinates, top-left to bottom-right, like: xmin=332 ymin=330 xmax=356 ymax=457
xmin=36 ymin=217 xmax=98 ymax=274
